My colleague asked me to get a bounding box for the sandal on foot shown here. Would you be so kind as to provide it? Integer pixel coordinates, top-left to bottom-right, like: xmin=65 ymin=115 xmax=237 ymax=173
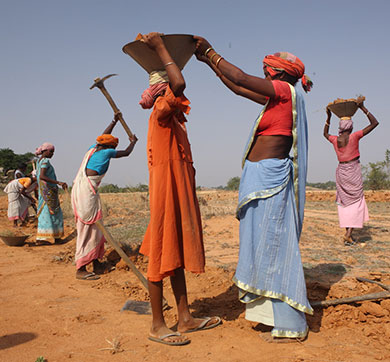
xmin=148 ymin=332 xmax=190 ymax=346
xmin=76 ymin=272 xmax=100 ymax=280
xmin=260 ymin=332 xmax=306 ymax=344
xmin=343 ymin=236 xmax=357 ymax=246
xmin=182 ymin=316 xmax=222 ymax=333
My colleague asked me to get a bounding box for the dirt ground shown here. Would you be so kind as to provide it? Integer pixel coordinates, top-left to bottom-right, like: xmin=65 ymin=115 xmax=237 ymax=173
xmin=1 ymin=190 xmax=390 ymax=362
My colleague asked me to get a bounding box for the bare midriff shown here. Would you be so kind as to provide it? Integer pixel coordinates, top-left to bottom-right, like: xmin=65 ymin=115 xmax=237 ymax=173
xmin=85 ymin=168 xmax=99 ymax=176
xmin=247 ymin=135 xmax=293 ymax=162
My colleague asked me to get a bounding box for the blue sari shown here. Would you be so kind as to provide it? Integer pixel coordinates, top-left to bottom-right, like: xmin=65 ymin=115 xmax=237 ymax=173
xmin=232 ymin=84 xmax=312 ymax=338
xmin=36 ymin=158 xmax=64 ymax=241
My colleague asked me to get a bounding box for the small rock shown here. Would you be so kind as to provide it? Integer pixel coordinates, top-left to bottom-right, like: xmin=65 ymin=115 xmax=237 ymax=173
xmin=380 ymin=299 xmax=390 ymax=312
xmin=360 ymin=302 xmax=387 ymax=317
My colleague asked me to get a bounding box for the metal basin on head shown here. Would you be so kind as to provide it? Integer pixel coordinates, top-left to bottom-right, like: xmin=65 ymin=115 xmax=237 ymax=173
xmin=122 ymin=34 xmax=196 ymax=73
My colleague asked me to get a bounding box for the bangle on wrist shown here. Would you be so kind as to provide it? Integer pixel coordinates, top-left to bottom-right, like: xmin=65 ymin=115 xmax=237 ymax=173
xmin=209 ymin=52 xmax=218 ymax=63
xmin=204 ymin=47 xmax=214 ymax=56
xmin=164 ymin=62 xmax=174 ymax=67
xmin=216 ymin=56 xmax=224 ymax=68
xmin=325 ymin=122 xmax=330 ymax=126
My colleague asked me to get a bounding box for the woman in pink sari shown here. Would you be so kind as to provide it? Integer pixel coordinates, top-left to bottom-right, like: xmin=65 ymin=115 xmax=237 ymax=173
xmin=323 ymin=98 xmax=379 ymax=245
xmin=72 ymin=112 xmax=137 ymax=280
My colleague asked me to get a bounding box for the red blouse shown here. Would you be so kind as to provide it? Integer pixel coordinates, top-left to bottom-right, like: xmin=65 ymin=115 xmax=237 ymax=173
xmin=256 ymin=80 xmax=293 ymax=137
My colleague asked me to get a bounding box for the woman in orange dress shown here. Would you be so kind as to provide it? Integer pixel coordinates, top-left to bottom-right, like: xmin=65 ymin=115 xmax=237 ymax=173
xmin=138 ymin=32 xmax=220 ymax=346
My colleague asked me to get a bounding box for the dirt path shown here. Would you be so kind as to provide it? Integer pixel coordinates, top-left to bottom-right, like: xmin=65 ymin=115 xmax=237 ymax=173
xmin=1 ymin=191 xmax=390 ymax=361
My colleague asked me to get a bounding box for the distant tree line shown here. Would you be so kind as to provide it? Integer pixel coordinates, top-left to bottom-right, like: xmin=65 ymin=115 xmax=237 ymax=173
xmin=0 ymin=148 xmax=35 ymax=175
xmin=99 ymin=183 xmax=149 ymax=193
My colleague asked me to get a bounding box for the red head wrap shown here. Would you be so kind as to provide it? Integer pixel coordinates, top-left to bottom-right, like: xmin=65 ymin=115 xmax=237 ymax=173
xmin=96 ymin=134 xmax=119 ymax=147
xmin=263 ymin=52 xmax=313 ymax=93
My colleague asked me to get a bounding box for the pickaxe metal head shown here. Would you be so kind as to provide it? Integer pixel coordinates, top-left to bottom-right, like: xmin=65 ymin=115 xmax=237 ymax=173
xmin=89 ymin=73 xmax=118 ymax=90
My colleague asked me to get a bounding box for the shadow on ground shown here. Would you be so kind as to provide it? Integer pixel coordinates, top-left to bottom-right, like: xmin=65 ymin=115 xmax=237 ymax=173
xmin=0 ymin=332 xmax=37 ymax=350
xmin=190 ymin=285 xmax=244 ymax=321
xmin=305 ymin=262 xmax=347 ymax=332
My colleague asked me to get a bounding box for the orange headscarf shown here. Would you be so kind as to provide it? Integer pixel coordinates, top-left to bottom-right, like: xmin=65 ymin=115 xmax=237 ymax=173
xmin=263 ymin=52 xmax=313 ymax=92
xmin=96 ymin=134 xmax=119 ymax=147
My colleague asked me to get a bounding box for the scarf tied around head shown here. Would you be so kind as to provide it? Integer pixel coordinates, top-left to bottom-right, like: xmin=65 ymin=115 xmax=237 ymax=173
xmin=338 ymin=118 xmax=353 ymax=135
xmin=139 ymin=71 xmax=169 ymax=109
xmin=263 ymin=52 xmax=313 ymax=93
xmin=96 ymin=134 xmax=119 ymax=147
xmin=35 ymin=142 xmax=55 ymax=156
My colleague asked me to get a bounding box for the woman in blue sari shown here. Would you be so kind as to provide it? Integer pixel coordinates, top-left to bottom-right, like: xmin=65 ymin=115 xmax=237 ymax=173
xmin=194 ymin=36 xmax=313 ymax=342
xmin=35 ymin=142 xmax=68 ymax=244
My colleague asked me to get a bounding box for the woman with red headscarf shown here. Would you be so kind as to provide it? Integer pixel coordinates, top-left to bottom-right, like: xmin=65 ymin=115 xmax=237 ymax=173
xmin=323 ymin=98 xmax=378 ymax=245
xmin=71 ymin=112 xmax=138 ymax=280
xmin=194 ymin=36 xmax=312 ymax=342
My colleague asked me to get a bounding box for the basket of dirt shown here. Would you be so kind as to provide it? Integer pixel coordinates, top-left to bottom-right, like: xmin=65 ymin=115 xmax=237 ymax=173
xmin=122 ymin=34 xmax=196 ymax=73
xmin=0 ymin=233 xmax=30 ymax=247
xmin=327 ymin=96 xmax=365 ymax=118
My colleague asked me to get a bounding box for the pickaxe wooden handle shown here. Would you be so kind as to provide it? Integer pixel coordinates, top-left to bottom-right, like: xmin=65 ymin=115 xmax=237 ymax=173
xmin=310 ymin=291 xmax=390 ymax=307
xmin=90 ymin=74 xmax=134 ymax=139
xmin=95 ymin=220 xmax=169 ymax=310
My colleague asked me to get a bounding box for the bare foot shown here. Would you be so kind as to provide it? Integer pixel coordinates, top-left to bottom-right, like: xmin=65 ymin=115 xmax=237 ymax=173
xmin=178 ymin=316 xmax=221 ymax=333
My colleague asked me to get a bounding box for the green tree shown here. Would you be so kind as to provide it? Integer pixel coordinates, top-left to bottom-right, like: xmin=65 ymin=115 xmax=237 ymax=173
xmin=363 ymin=149 xmax=390 ymax=190
xmin=0 ymin=148 xmax=35 ymax=174
xmin=226 ymin=176 xmax=241 ymax=190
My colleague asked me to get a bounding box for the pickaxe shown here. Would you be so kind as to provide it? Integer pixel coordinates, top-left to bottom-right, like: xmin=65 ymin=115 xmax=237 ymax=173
xmin=95 ymin=220 xmax=169 ymax=310
xmin=90 ymin=74 xmax=134 ymax=139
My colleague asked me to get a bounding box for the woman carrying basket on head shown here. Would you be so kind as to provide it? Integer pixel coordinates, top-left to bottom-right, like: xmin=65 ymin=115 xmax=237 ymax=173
xmin=194 ymin=36 xmax=313 ymax=342
xmin=136 ymin=32 xmax=221 ymax=346
xmin=323 ymin=97 xmax=379 ymax=245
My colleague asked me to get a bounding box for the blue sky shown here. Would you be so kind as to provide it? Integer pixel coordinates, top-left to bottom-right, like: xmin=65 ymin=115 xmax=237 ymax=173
xmin=1 ymin=0 xmax=389 ymax=187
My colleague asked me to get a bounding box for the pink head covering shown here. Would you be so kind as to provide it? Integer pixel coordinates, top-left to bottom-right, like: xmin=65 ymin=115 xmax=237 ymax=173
xmin=338 ymin=119 xmax=353 ymax=135
xmin=139 ymin=82 xmax=168 ymax=109
xmin=35 ymin=142 xmax=55 ymax=156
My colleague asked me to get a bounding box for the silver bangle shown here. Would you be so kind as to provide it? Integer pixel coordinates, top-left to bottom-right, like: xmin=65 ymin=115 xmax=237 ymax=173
xmin=164 ymin=62 xmax=174 ymax=67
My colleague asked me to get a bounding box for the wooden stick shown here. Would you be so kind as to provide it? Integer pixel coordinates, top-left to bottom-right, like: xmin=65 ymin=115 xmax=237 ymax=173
xmin=311 ymin=291 xmax=390 ymax=307
xmin=95 ymin=220 xmax=169 ymax=309
xmin=356 ymin=277 xmax=390 ymax=292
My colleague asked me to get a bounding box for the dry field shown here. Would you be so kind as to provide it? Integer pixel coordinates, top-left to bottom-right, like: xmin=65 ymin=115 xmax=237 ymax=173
xmin=0 ymin=189 xmax=390 ymax=361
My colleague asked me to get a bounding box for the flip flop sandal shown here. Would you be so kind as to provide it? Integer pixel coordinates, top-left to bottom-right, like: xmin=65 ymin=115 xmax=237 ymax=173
xmin=182 ymin=316 xmax=222 ymax=333
xmin=148 ymin=332 xmax=190 ymax=346
xmin=76 ymin=272 xmax=100 ymax=280
xmin=343 ymin=237 xmax=357 ymax=246
xmin=260 ymin=332 xmax=307 ymax=343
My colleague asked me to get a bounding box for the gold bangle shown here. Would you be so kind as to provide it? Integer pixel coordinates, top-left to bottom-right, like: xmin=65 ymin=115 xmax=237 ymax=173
xmin=325 ymin=122 xmax=330 ymax=126
xmin=164 ymin=62 xmax=174 ymax=67
xmin=209 ymin=52 xmax=219 ymax=63
xmin=204 ymin=47 xmax=214 ymax=56
xmin=216 ymin=56 xmax=224 ymax=68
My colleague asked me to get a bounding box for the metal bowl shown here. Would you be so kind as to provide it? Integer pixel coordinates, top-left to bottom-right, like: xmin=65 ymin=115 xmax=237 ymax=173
xmin=0 ymin=234 xmax=29 ymax=246
xmin=122 ymin=34 xmax=196 ymax=73
xmin=328 ymin=101 xmax=358 ymax=118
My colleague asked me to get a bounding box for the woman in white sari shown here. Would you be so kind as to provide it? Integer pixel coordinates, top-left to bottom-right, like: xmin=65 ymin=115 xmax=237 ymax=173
xmin=4 ymin=176 xmax=36 ymax=226
xmin=72 ymin=112 xmax=137 ymax=280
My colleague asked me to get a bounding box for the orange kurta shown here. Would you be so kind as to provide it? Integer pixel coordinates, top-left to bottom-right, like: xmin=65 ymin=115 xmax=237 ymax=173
xmin=140 ymin=85 xmax=205 ymax=282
